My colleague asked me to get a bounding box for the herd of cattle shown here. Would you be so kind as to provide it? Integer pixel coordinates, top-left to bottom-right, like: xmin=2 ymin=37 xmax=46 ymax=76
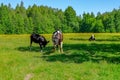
xmin=30 ymin=30 xmax=63 ymax=53
xmin=30 ymin=30 xmax=95 ymax=53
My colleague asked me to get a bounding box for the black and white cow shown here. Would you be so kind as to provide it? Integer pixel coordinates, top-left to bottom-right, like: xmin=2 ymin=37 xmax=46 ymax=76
xmin=30 ymin=33 xmax=49 ymax=52
xmin=89 ymin=34 xmax=95 ymax=41
xmin=52 ymin=30 xmax=63 ymax=53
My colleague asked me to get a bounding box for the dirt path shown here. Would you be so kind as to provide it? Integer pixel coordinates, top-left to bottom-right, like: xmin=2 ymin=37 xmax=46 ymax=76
xmin=24 ymin=73 xmax=33 ymax=80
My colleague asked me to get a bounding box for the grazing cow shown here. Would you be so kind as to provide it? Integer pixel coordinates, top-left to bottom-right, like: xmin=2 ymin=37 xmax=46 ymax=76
xmin=30 ymin=33 xmax=49 ymax=52
xmin=89 ymin=34 xmax=95 ymax=41
xmin=52 ymin=30 xmax=63 ymax=53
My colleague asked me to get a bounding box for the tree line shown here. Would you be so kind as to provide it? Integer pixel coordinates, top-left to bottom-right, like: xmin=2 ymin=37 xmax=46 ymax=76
xmin=0 ymin=2 xmax=120 ymax=34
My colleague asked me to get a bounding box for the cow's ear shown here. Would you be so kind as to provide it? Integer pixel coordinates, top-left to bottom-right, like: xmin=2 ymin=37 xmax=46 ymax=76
xmin=47 ymin=41 xmax=49 ymax=43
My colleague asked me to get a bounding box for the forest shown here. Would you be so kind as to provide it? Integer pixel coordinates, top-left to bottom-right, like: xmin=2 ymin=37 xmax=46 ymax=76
xmin=0 ymin=1 xmax=120 ymax=34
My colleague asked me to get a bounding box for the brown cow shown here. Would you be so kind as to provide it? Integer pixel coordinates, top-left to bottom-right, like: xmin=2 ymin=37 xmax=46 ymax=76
xmin=52 ymin=30 xmax=63 ymax=53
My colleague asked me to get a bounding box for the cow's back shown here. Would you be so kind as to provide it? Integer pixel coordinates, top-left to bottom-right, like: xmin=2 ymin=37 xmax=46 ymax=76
xmin=31 ymin=34 xmax=40 ymax=43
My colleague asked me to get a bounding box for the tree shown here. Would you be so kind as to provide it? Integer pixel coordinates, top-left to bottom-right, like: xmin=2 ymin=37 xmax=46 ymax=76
xmin=94 ymin=19 xmax=104 ymax=32
xmin=0 ymin=3 xmax=16 ymax=34
xmin=0 ymin=2 xmax=120 ymax=34
xmin=64 ymin=6 xmax=79 ymax=32
xmin=102 ymin=12 xmax=116 ymax=32
xmin=113 ymin=9 xmax=120 ymax=32
xmin=80 ymin=12 xmax=96 ymax=32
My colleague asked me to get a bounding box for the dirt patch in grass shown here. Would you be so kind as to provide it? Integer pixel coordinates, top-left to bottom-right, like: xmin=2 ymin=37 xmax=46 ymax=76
xmin=24 ymin=73 xmax=34 ymax=80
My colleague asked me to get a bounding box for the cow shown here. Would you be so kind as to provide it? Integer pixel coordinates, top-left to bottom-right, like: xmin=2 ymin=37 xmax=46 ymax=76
xmin=52 ymin=30 xmax=63 ymax=53
xmin=30 ymin=33 xmax=49 ymax=52
xmin=89 ymin=34 xmax=95 ymax=41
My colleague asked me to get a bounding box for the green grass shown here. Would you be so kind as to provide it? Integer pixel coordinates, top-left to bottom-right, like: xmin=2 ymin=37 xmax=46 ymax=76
xmin=0 ymin=33 xmax=120 ymax=80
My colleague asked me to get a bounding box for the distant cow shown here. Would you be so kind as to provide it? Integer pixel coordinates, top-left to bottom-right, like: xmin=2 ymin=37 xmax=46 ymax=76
xmin=89 ymin=34 xmax=95 ymax=41
xmin=30 ymin=33 xmax=49 ymax=52
xmin=52 ymin=30 xmax=63 ymax=53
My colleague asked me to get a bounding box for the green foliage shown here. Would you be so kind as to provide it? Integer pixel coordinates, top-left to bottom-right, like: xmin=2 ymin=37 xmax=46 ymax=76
xmin=113 ymin=9 xmax=120 ymax=32
xmin=64 ymin=6 xmax=79 ymax=32
xmin=0 ymin=2 xmax=120 ymax=34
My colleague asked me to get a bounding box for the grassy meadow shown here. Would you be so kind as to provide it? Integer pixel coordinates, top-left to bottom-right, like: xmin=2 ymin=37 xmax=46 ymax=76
xmin=0 ymin=33 xmax=120 ymax=80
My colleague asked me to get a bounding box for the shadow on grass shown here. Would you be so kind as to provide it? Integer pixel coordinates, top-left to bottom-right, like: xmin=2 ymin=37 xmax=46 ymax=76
xmin=17 ymin=43 xmax=120 ymax=64
xmin=63 ymin=43 xmax=120 ymax=53
xmin=17 ymin=46 xmax=53 ymax=54
xmin=17 ymin=46 xmax=40 ymax=52
xmin=41 ymin=43 xmax=120 ymax=64
xmin=41 ymin=53 xmax=120 ymax=64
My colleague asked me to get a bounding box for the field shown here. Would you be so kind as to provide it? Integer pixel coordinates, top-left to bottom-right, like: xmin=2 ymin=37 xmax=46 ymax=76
xmin=0 ymin=33 xmax=120 ymax=80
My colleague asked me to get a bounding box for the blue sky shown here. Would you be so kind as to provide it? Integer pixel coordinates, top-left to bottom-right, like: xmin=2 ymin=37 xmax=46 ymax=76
xmin=0 ymin=0 xmax=120 ymax=15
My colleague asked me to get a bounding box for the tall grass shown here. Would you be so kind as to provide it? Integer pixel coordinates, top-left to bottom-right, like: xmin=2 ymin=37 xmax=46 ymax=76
xmin=0 ymin=33 xmax=120 ymax=80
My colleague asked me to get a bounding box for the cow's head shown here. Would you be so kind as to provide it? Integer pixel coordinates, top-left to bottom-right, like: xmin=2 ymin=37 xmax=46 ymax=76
xmin=43 ymin=41 xmax=49 ymax=47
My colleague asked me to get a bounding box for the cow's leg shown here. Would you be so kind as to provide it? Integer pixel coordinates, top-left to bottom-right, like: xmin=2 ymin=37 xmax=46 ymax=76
xmin=60 ymin=42 xmax=63 ymax=53
xmin=30 ymin=40 xmax=32 ymax=51
xmin=58 ymin=45 xmax=60 ymax=53
xmin=52 ymin=40 xmax=56 ymax=52
xmin=52 ymin=41 xmax=56 ymax=52
xmin=39 ymin=43 xmax=43 ymax=52
xmin=53 ymin=44 xmax=56 ymax=51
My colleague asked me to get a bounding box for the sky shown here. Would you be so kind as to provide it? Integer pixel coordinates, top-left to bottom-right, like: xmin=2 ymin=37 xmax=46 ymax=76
xmin=0 ymin=0 xmax=120 ymax=15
